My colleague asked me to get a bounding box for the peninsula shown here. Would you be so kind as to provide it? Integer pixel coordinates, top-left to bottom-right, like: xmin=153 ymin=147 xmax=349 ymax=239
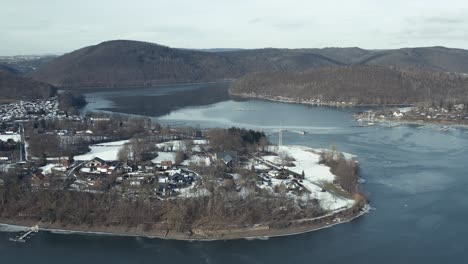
xmin=0 ymin=103 xmax=367 ymax=240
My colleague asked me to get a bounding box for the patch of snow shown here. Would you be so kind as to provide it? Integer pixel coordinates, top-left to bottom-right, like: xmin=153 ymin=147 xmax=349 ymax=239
xmin=277 ymin=145 xmax=335 ymax=182
xmin=176 ymin=184 xmax=210 ymax=198
xmin=181 ymin=155 xmax=209 ymax=166
xmin=74 ymin=140 xmax=129 ymax=161
xmin=265 ymin=145 xmax=356 ymax=211
xmin=152 ymin=152 xmax=176 ymax=164
xmin=40 ymin=164 xmax=58 ymax=174
xmin=262 ymin=155 xmax=281 ymax=164
xmin=0 ymin=134 xmax=21 ymax=142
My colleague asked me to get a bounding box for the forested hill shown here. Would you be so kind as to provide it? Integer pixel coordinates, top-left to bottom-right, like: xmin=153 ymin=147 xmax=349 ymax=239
xmin=29 ymin=40 xmax=468 ymax=89
xmin=0 ymin=71 xmax=57 ymax=101
xmin=29 ymin=40 xmax=341 ymax=88
xmin=230 ymin=66 xmax=468 ymax=105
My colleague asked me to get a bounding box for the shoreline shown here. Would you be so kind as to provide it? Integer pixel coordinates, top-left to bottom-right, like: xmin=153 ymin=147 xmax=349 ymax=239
xmin=375 ymin=119 xmax=468 ymax=128
xmin=63 ymin=80 xmax=234 ymax=93
xmin=231 ymin=92 xmax=468 ymax=127
xmin=229 ymin=91 xmax=411 ymax=108
xmin=0 ymin=204 xmax=369 ymax=241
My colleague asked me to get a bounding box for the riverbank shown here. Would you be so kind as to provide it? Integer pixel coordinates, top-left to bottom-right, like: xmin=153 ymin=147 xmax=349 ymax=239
xmin=0 ymin=203 xmax=369 ymax=241
xmin=232 ymin=91 xmax=468 ymax=127
xmin=230 ymin=91 xmax=411 ymax=108
xmin=376 ymin=118 xmax=468 ymax=128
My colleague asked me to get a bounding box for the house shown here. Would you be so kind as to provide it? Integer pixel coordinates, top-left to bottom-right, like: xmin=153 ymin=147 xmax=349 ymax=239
xmin=170 ymin=173 xmax=185 ymax=184
xmin=120 ymin=164 xmax=133 ymax=173
xmin=258 ymin=173 xmax=272 ymax=184
xmin=268 ymin=170 xmax=280 ymax=177
xmin=95 ymin=165 xmax=115 ymax=175
xmin=86 ymin=157 xmax=106 ymax=169
xmin=158 ymin=176 xmax=169 ymax=183
xmin=214 ymin=151 xmax=238 ymax=167
xmin=160 ymin=160 xmax=173 ymax=170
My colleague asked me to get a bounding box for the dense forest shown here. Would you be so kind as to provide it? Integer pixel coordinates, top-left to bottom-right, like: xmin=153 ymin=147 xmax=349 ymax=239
xmin=29 ymin=40 xmax=468 ymax=89
xmin=0 ymin=71 xmax=57 ymax=101
xmin=230 ymin=66 xmax=468 ymax=106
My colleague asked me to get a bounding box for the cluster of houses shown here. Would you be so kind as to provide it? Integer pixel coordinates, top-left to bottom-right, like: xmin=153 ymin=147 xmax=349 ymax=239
xmin=405 ymin=104 xmax=468 ymax=122
xmin=68 ymin=157 xmax=197 ymax=197
xmin=0 ymin=98 xmax=82 ymax=122
xmin=355 ymin=104 xmax=468 ymax=125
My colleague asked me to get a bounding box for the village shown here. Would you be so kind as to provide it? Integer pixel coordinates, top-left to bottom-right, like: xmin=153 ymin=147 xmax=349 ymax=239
xmin=354 ymin=104 xmax=468 ymax=127
xmin=18 ymin=136 xmax=352 ymax=212
xmin=0 ymin=97 xmax=82 ymax=122
xmin=0 ymin=110 xmax=355 ymax=212
xmin=0 ymin=95 xmax=366 ymax=243
xmin=0 ymin=95 xmax=364 ymax=243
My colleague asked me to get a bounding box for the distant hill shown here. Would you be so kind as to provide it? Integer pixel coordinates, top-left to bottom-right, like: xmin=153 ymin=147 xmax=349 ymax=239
xmin=29 ymin=40 xmax=341 ymax=88
xmin=354 ymin=47 xmax=468 ymax=73
xmin=231 ymin=65 xmax=468 ymax=106
xmin=0 ymin=55 xmax=57 ymax=75
xmin=28 ymin=40 xmax=468 ymax=89
xmin=0 ymin=71 xmax=57 ymax=101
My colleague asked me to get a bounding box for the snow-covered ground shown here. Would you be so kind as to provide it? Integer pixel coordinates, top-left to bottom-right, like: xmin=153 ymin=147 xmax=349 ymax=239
xmin=181 ymin=155 xmax=210 ymax=166
xmin=262 ymin=145 xmax=355 ymax=211
xmin=40 ymin=164 xmax=58 ymax=174
xmin=151 ymin=152 xmax=176 ymax=163
xmin=176 ymin=184 xmax=210 ymax=198
xmin=74 ymin=140 xmax=129 ymax=161
xmin=277 ymin=145 xmax=336 ymax=182
xmin=74 ymin=139 xmax=207 ymax=162
xmin=0 ymin=133 xmax=21 ymax=142
xmin=156 ymin=139 xmax=207 ymax=152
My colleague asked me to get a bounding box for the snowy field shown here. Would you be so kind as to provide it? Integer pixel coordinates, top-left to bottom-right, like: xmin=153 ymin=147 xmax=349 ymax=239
xmin=262 ymin=145 xmax=355 ymax=211
xmin=74 ymin=140 xmax=129 ymax=161
xmin=151 ymin=152 xmax=176 ymax=163
xmin=74 ymin=139 xmax=207 ymax=163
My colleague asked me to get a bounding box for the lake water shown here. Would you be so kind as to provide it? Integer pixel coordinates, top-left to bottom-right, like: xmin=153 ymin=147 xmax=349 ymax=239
xmin=2 ymin=83 xmax=468 ymax=263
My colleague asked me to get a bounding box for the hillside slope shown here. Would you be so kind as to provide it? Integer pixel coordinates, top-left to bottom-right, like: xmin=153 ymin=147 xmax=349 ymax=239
xmin=356 ymin=47 xmax=468 ymax=73
xmin=0 ymin=71 xmax=56 ymax=101
xmin=29 ymin=40 xmax=468 ymax=89
xmin=30 ymin=40 xmax=341 ymax=88
xmin=231 ymin=66 xmax=468 ymax=105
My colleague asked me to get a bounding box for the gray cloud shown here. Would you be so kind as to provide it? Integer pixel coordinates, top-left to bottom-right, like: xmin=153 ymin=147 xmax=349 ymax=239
xmin=396 ymin=10 xmax=468 ymax=43
xmin=1 ymin=0 xmax=468 ymax=54
xmin=248 ymin=16 xmax=311 ymax=31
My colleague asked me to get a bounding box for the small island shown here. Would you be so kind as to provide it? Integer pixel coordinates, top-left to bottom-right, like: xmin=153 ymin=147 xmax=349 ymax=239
xmin=0 ymin=100 xmax=367 ymax=240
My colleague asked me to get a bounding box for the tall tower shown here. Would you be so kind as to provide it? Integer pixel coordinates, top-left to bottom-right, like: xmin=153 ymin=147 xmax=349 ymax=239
xmin=278 ymin=128 xmax=283 ymax=147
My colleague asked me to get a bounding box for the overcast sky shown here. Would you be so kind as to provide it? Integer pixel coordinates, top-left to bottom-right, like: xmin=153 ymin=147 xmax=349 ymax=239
xmin=1 ymin=0 xmax=468 ymax=55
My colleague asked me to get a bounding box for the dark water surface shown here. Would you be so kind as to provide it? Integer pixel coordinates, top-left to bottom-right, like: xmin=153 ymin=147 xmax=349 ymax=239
xmin=2 ymin=83 xmax=468 ymax=263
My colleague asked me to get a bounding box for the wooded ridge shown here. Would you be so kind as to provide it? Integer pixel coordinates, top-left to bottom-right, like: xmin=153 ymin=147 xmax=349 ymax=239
xmin=230 ymin=65 xmax=468 ymax=106
xmin=28 ymin=40 xmax=468 ymax=89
